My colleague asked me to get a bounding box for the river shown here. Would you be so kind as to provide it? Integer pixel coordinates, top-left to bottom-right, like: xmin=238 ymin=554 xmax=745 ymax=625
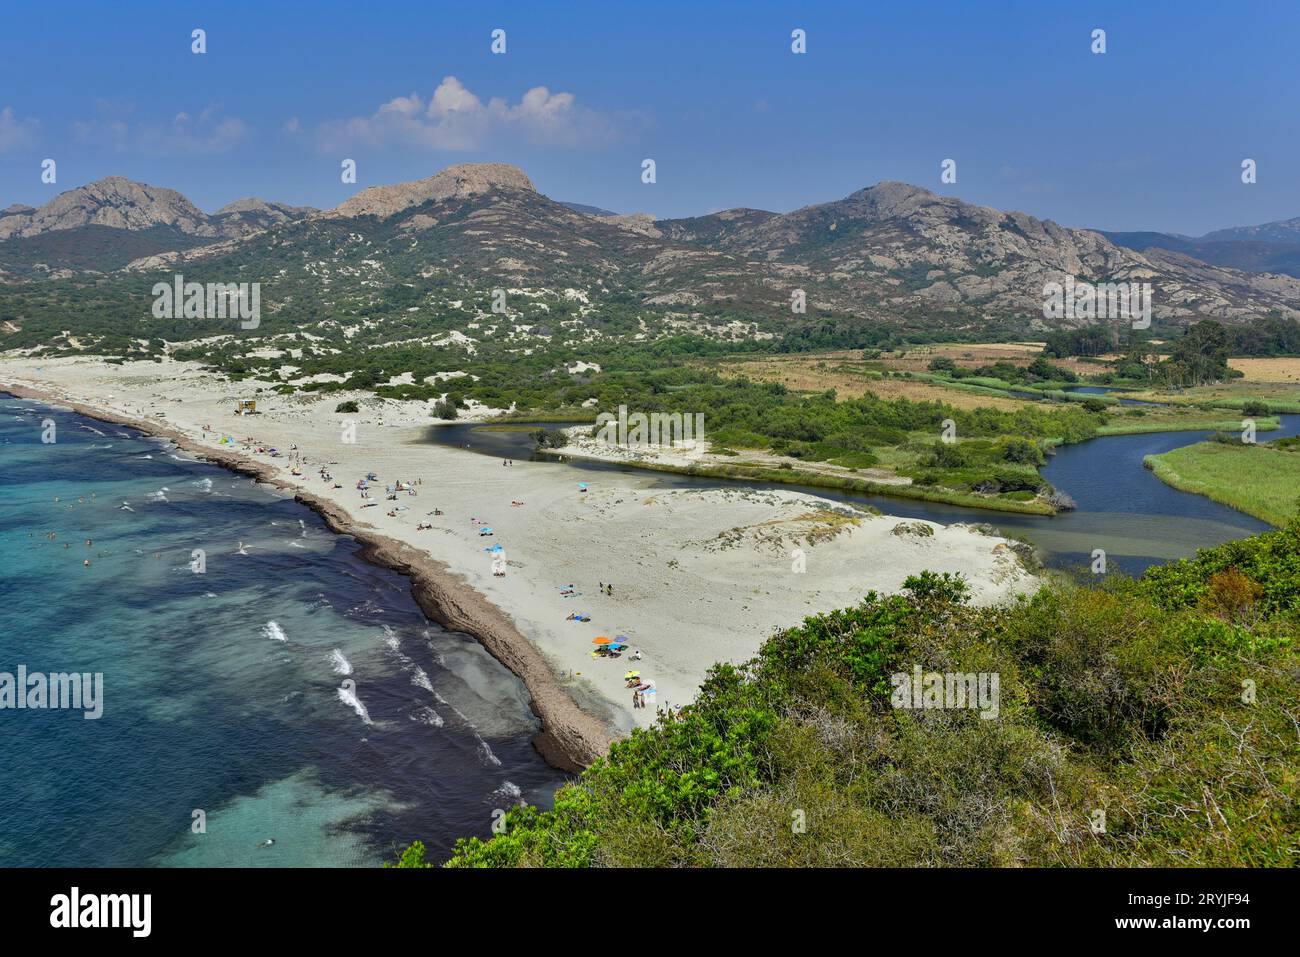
xmin=425 ymin=415 xmax=1298 ymax=578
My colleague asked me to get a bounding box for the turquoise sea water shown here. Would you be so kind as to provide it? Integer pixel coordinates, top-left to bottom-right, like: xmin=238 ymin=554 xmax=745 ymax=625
xmin=0 ymin=396 xmax=565 ymax=867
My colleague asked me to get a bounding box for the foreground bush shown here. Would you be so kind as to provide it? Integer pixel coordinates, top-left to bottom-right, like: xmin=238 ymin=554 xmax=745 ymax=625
xmin=396 ymin=521 xmax=1299 ymax=868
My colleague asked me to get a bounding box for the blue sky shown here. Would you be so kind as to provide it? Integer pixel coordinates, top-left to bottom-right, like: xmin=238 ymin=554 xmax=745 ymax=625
xmin=1 ymin=0 xmax=1297 ymax=234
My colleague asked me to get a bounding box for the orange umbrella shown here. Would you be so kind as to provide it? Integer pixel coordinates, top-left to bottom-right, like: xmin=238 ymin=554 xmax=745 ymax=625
xmin=592 ymin=636 xmax=613 ymax=644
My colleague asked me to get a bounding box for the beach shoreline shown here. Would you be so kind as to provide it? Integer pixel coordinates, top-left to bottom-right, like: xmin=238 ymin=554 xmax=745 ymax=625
xmin=1 ymin=356 xmax=1043 ymax=775
xmin=0 ymin=380 xmax=613 ymax=773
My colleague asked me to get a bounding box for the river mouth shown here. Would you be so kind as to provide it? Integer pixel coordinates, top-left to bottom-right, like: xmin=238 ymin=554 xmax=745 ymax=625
xmin=425 ymin=416 xmax=1297 ymax=578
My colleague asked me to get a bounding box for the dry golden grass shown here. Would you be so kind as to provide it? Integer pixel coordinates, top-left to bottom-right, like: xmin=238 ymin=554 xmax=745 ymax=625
xmin=851 ymin=342 xmax=1105 ymax=378
xmin=870 ymin=342 xmax=1044 ymax=373
xmin=711 ymin=352 xmax=1031 ymax=410
xmin=1228 ymin=357 xmax=1300 ymax=383
xmin=710 ymin=344 xmax=1072 ymax=410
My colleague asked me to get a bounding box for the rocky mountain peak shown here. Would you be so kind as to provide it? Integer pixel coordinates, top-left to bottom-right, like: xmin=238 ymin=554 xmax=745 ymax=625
xmin=214 ymin=197 xmax=315 ymax=217
xmin=0 ymin=176 xmax=212 ymax=240
xmin=328 ymin=163 xmax=536 ymax=220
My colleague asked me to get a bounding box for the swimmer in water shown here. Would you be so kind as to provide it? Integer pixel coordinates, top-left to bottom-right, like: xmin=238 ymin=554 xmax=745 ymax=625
xmin=257 ymin=838 xmax=275 ymax=848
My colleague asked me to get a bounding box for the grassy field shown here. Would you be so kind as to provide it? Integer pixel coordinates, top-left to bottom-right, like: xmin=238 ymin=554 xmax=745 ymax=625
xmin=1126 ymin=375 xmax=1300 ymax=414
xmin=710 ymin=352 xmax=1035 ymax=410
xmin=1144 ymin=441 xmax=1300 ymax=526
xmin=1098 ymin=412 xmax=1281 ymax=435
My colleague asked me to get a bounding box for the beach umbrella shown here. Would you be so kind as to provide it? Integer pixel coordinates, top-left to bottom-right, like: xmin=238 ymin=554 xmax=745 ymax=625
xmin=624 ymin=671 xmax=640 ymax=680
xmin=592 ymin=636 xmax=614 ymax=644
xmin=578 ymin=483 xmax=588 ymax=491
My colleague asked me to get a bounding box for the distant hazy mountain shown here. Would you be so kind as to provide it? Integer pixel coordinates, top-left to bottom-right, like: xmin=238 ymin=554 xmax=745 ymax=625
xmin=560 ymin=201 xmax=620 ymax=217
xmin=5 ymin=164 xmax=1300 ymax=328
xmin=1100 ymin=223 xmax=1300 ymax=279
xmin=1201 ymin=217 xmax=1300 ymax=244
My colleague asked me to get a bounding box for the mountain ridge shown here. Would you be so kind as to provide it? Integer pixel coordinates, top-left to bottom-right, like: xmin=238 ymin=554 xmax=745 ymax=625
xmin=4 ymin=164 xmax=1299 ymax=327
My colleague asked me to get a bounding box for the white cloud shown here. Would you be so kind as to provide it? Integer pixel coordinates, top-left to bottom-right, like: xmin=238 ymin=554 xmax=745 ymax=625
xmin=0 ymin=106 xmax=39 ymax=152
xmin=73 ymin=102 xmax=248 ymax=154
xmin=316 ymin=76 xmax=611 ymax=151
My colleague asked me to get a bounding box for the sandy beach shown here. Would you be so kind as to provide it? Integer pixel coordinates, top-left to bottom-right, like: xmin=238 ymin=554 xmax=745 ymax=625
xmin=1 ymin=355 xmax=1041 ymax=769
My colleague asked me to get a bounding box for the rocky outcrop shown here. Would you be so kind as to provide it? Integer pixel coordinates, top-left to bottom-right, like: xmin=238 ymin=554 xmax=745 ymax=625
xmin=0 ymin=178 xmax=313 ymax=242
xmin=211 ymin=197 xmax=317 ymax=237
xmin=325 ymin=162 xmax=537 ymax=220
xmin=0 ymin=177 xmax=215 ymax=239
